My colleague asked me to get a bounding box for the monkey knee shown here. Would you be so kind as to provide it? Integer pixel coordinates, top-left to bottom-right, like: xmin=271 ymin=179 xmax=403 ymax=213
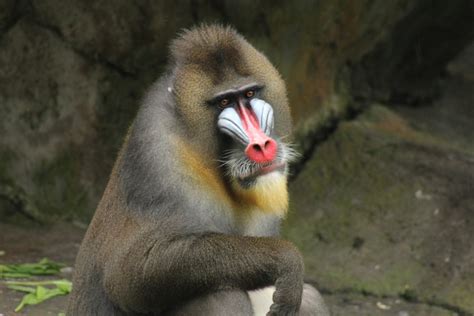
xmin=299 ymin=284 xmax=330 ymax=316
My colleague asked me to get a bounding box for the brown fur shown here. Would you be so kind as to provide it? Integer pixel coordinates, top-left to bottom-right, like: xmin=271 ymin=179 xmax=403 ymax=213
xmin=67 ymin=24 xmax=328 ymax=316
xmin=176 ymin=135 xmax=235 ymax=207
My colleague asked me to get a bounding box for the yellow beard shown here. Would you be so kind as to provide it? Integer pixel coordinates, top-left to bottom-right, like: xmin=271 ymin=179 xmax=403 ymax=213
xmin=232 ymin=172 xmax=288 ymax=217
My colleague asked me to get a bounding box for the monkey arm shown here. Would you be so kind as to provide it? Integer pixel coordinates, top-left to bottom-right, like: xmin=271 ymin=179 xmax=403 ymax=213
xmin=103 ymin=232 xmax=304 ymax=314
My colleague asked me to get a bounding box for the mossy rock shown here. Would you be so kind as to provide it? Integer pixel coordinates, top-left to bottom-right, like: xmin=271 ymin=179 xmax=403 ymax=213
xmin=285 ymin=105 xmax=474 ymax=313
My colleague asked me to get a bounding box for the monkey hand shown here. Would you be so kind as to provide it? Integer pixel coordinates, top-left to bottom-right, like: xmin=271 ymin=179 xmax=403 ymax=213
xmin=267 ymin=245 xmax=304 ymax=316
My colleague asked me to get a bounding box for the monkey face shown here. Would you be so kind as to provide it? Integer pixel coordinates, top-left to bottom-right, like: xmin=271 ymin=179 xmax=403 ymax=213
xmin=171 ymin=25 xmax=294 ymax=190
xmin=209 ymin=83 xmax=297 ymax=187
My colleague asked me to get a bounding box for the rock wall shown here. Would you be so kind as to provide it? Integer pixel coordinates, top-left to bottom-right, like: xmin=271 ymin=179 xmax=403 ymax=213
xmin=0 ymin=0 xmax=421 ymax=222
xmin=285 ymin=16 xmax=474 ymax=316
xmin=1 ymin=0 xmax=474 ymax=315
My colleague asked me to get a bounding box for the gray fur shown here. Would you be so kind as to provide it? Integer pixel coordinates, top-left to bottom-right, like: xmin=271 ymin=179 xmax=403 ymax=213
xmin=300 ymin=284 xmax=330 ymax=316
xmin=67 ymin=24 xmax=329 ymax=316
xmin=168 ymin=291 xmax=253 ymax=316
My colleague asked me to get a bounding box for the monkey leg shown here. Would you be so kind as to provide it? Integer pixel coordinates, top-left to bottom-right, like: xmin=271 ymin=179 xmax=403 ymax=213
xmin=249 ymin=284 xmax=330 ymax=316
xmin=166 ymin=290 xmax=253 ymax=316
xmin=103 ymin=233 xmax=305 ymax=313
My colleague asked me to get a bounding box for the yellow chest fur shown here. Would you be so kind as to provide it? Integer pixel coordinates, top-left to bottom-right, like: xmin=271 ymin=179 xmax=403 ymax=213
xmin=231 ymin=172 xmax=288 ymax=217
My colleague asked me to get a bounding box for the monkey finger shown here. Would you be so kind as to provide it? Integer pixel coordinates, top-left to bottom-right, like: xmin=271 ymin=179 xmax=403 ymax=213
xmin=267 ymin=302 xmax=299 ymax=316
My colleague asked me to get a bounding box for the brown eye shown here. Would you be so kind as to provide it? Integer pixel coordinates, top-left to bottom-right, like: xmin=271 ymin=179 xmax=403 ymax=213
xmin=246 ymin=90 xmax=254 ymax=98
xmin=219 ymin=98 xmax=229 ymax=108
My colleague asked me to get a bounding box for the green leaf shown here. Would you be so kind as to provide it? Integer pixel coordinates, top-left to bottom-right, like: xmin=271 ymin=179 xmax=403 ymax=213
xmin=6 ymin=279 xmax=73 ymax=312
xmin=55 ymin=280 xmax=73 ymax=293
xmin=36 ymin=285 xmax=47 ymax=300
xmin=15 ymin=292 xmax=40 ymax=312
xmin=0 ymin=258 xmax=65 ymax=278
xmin=1 ymin=272 xmax=32 ymax=278
xmin=6 ymin=284 xmax=36 ymax=293
xmin=6 ymin=279 xmax=72 ymax=288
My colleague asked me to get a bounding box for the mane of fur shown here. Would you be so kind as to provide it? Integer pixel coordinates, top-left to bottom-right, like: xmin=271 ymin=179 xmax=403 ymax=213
xmin=170 ymin=24 xmax=243 ymax=69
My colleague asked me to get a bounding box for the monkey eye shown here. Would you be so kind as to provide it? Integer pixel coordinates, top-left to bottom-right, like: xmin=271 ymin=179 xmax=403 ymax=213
xmin=245 ymin=90 xmax=255 ymax=98
xmin=219 ymin=98 xmax=230 ymax=109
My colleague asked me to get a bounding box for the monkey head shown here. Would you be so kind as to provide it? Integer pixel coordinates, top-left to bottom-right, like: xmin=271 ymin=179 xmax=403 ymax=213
xmin=170 ymin=25 xmax=296 ymax=197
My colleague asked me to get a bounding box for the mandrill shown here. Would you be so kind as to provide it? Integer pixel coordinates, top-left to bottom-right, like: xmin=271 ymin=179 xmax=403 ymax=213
xmin=67 ymin=24 xmax=329 ymax=316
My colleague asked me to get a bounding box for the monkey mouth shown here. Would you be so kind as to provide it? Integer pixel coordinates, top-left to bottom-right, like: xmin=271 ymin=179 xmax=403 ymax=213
xmin=238 ymin=161 xmax=286 ymax=181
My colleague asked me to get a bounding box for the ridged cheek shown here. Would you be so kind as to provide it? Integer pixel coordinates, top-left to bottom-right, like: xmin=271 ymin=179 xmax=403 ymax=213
xmin=249 ymin=98 xmax=274 ymax=136
xmin=217 ymin=107 xmax=249 ymax=145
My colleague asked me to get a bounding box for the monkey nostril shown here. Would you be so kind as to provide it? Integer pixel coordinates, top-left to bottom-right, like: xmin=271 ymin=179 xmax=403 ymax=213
xmin=252 ymin=144 xmax=262 ymax=152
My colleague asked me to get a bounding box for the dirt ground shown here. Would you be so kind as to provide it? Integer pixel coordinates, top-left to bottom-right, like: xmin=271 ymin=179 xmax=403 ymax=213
xmin=0 ymin=223 xmax=83 ymax=316
xmin=0 ymin=222 xmax=463 ymax=316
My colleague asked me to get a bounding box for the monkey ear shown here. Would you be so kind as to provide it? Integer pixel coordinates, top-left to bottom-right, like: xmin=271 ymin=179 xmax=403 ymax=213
xmin=250 ymin=99 xmax=274 ymax=136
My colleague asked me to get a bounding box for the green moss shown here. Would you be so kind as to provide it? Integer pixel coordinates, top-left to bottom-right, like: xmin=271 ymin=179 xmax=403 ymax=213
xmin=285 ymin=105 xmax=474 ymax=313
xmin=443 ymin=281 xmax=474 ymax=312
xmin=30 ymin=148 xmax=89 ymax=221
xmin=319 ymin=260 xmax=424 ymax=296
xmin=0 ymin=148 xmax=43 ymax=224
xmin=0 ymin=149 xmax=14 ymax=176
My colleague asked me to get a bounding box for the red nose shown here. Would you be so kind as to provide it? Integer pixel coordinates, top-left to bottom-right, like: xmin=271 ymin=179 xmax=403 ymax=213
xmin=237 ymin=102 xmax=278 ymax=163
xmin=245 ymin=138 xmax=278 ymax=163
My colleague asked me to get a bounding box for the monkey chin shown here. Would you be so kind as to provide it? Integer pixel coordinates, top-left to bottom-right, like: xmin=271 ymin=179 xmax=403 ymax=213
xmin=232 ymin=166 xmax=289 ymax=217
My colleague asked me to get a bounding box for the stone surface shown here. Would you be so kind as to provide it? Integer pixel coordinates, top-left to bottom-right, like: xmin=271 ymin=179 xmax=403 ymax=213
xmin=325 ymin=292 xmax=460 ymax=316
xmin=284 ymin=30 xmax=474 ymax=315
xmin=0 ymin=18 xmax=143 ymax=222
xmin=0 ymin=0 xmax=418 ymax=222
xmin=286 ymin=63 xmax=474 ymax=313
